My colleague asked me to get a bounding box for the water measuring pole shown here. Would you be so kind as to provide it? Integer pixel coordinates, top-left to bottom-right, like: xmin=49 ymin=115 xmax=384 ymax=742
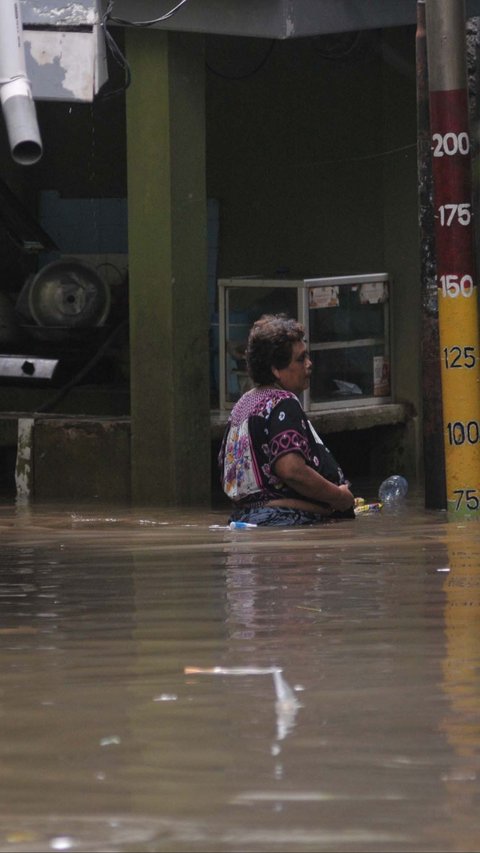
xmin=425 ymin=0 xmax=480 ymax=517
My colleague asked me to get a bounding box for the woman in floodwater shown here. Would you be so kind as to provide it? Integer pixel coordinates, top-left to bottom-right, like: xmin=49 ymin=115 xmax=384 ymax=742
xmin=218 ymin=313 xmax=355 ymax=526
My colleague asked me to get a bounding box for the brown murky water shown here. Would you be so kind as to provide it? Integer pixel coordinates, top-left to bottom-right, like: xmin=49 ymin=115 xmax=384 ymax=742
xmin=0 ymin=484 xmax=479 ymax=852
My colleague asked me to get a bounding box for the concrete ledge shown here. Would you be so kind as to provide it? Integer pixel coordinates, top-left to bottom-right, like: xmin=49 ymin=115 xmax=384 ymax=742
xmin=210 ymin=402 xmax=414 ymax=440
xmin=1 ymin=402 xmax=413 ymax=444
xmin=1 ymin=402 xmax=416 ymax=502
xmin=0 ymin=412 xmax=129 ymax=446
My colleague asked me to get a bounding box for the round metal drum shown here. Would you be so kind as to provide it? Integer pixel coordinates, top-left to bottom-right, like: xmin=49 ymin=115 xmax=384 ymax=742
xmin=27 ymin=260 xmax=111 ymax=328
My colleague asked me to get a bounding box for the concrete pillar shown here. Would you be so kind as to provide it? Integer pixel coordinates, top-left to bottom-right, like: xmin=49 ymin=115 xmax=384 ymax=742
xmin=125 ymin=29 xmax=211 ymax=506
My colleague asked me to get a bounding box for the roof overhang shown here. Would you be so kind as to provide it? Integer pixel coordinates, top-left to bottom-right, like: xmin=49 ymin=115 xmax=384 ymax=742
xmin=95 ymin=0 xmax=480 ymax=39
xmin=16 ymin=0 xmax=480 ymax=102
xmin=19 ymin=0 xmax=480 ymax=39
xmin=99 ymin=0 xmax=419 ymax=39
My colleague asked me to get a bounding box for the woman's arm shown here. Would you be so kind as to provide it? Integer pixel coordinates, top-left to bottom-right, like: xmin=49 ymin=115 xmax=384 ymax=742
xmin=273 ymin=452 xmax=354 ymax=511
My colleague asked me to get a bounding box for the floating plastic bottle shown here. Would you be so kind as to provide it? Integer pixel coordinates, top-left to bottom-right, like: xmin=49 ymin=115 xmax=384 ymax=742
xmin=378 ymin=474 xmax=408 ymax=503
xmin=229 ymin=521 xmax=258 ymax=529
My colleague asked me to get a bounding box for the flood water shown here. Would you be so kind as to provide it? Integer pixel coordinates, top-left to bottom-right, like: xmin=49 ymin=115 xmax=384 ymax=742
xmin=0 ymin=484 xmax=479 ymax=852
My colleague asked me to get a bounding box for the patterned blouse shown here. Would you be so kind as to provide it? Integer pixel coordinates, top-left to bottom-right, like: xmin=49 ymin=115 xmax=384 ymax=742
xmin=218 ymin=386 xmax=347 ymax=509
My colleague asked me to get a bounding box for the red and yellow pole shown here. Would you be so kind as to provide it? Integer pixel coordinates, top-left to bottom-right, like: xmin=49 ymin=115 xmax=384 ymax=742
xmin=425 ymin=0 xmax=480 ymax=517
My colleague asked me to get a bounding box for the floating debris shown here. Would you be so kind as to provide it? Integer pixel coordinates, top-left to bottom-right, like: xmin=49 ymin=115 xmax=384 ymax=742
xmin=184 ymin=665 xmax=301 ymax=741
xmin=99 ymin=736 xmax=121 ymax=746
xmin=354 ymin=501 xmax=383 ymax=515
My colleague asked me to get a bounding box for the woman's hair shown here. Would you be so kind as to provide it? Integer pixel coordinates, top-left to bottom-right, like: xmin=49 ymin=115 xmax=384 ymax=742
xmin=246 ymin=313 xmax=305 ymax=385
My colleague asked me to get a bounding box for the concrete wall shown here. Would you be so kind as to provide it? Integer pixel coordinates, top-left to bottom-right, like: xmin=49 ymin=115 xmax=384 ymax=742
xmin=206 ymin=32 xmax=385 ymax=277
xmin=206 ymin=25 xmax=421 ymax=424
xmin=32 ymin=418 xmax=131 ymax=503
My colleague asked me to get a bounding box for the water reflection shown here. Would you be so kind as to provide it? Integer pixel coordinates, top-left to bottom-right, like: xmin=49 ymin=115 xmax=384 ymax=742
xmin=0 ymin=493 xmax=478 ymax=850
xmin=0 ymin=520 xmax=137 ymax=825
xmin=438 ymin=526 xmax=480 ymax=853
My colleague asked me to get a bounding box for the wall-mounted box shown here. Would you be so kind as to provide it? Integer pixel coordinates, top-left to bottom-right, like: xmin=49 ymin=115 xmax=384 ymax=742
xmin=218 ymin=273 xmax=392 ymax=411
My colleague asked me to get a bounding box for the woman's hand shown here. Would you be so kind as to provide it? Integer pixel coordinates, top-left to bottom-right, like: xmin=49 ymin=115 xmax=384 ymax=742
xmin=331 ymin=483 xmax=355 ymax=511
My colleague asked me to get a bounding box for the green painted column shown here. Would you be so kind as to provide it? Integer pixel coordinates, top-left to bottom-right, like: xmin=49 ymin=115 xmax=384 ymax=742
xmin=125 ymin=28 xmax=210 ymax=506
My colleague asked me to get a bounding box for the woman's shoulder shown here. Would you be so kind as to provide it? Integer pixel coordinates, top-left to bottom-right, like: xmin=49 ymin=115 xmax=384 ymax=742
xmin=230 ymin=386 xmax=298 ymax=424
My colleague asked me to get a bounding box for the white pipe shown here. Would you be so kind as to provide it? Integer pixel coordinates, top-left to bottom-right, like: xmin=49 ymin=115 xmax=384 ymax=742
xmin=0 ymin=0 xmax=42 ymax=165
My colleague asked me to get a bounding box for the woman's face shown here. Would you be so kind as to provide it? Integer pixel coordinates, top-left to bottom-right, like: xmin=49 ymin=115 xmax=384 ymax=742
xmin=273 ymin=340 xmax=312 ymax=395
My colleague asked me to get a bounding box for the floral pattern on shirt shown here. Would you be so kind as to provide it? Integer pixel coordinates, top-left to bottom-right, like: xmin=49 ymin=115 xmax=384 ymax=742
xmin=219 ymin=386 xmax=346 ymax=508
